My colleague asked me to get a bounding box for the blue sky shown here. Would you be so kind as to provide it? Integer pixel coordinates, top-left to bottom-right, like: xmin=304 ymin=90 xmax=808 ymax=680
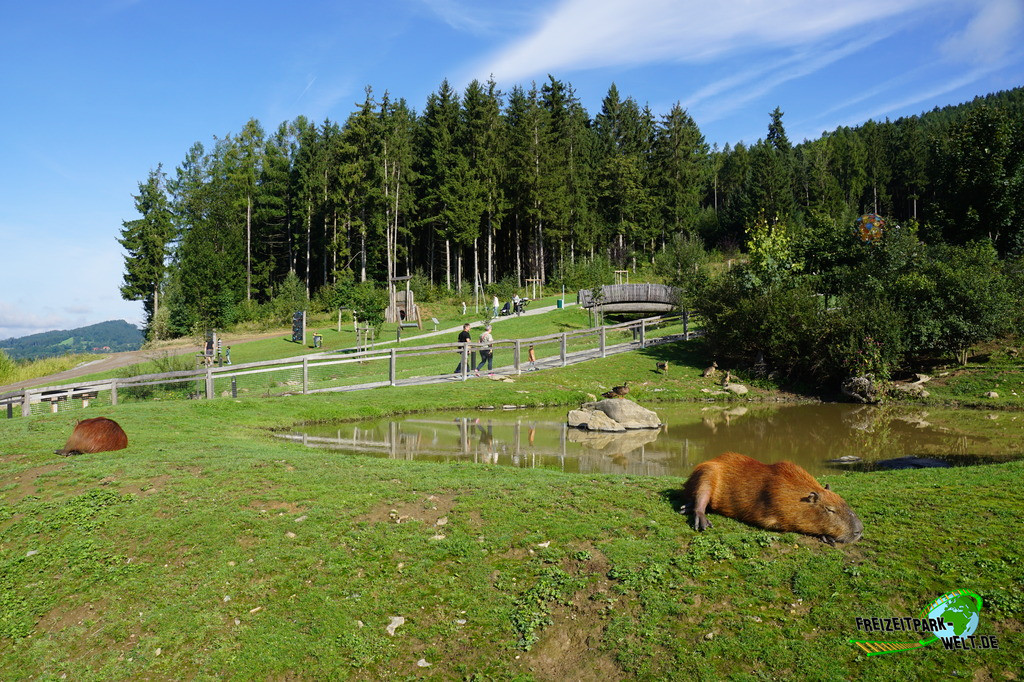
xmin=1 ymin=0 xmax=1021 ymax=341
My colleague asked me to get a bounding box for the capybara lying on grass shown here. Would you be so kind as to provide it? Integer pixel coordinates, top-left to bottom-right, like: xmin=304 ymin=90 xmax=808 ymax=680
xmin=681 ymin=452 xmax=863 ymax=544
xmin=55 ymin=417 xmax=128 ymax=456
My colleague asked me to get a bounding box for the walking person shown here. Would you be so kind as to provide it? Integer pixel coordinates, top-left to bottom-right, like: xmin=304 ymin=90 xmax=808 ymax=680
xmin=491 ymin=294 xmax=499 ymax=318
xmin=475 ymin=325 xmax=494 ymax=376
xmin=528 ymin=344 xmax=537 ymax=370
xmin=453 ymin=323 xmax=473 ymax=376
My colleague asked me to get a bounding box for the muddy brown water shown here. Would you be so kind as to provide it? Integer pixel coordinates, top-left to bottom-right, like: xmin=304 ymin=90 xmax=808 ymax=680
xmin=279 ymin=403 xmax=1023 ymax=477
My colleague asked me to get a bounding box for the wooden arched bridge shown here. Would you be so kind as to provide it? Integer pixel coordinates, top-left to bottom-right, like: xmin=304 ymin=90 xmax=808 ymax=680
xmin=577 ymin=283 xmax=679 ymax=314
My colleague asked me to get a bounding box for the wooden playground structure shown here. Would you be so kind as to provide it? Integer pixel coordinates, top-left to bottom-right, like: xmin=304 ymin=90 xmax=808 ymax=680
xmin=385 ymin=275 xmax=422 ymax=329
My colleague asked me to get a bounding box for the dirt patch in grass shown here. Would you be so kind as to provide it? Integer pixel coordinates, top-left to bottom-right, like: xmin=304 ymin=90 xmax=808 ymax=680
xmin=353 ymin=493 xmax=456 ymax=526
xmin=249 ymin=500 xmax=307 ymax=514
xmin=5 ymin=462 xmax=67 ymax=503
xmin=516 ymin=581 xmax=623 ymax=680
xmin=39 ymin=598 xmax=110 ymax=634
xmin=510 ymin=546 xmax=626 ymax=680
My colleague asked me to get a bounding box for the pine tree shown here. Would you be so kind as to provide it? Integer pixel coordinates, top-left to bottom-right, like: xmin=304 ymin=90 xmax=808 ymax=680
xmin=594 ymin=84 xmax=654 ymax=264
xmin=119 ymin=165 xmax=174 ymax=335
xmin=460 ymin=78 xmax=507 ymax=284
xmin=651 ymin=103 xmax=708 ymax=239
xmin=379 ymin=94 xmax=417 ymax=284
xmin=417 ymin=80 xmax=467 ymax=289
xmin=226 ymin=118 xmax=265 ymax=300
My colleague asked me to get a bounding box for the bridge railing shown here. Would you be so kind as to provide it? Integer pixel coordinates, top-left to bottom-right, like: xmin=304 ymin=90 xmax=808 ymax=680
xmin=577 ymin=283 xmax=680 ymax=309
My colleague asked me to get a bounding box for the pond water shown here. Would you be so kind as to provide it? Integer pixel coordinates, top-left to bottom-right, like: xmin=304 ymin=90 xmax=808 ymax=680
xmin=279 ymin=402 xmax=1024 ymax=477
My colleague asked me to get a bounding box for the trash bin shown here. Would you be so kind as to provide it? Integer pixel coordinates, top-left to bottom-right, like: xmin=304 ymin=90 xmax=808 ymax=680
xmin=556 ymin=299 xmax=564 ymax=309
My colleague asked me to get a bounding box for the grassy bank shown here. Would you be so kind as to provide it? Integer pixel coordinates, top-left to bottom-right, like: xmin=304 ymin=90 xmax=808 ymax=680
xmin=1 ymin=343 xmax=1022 ymax=680
xmin=0 ymin=353 xmax=102 ymax=388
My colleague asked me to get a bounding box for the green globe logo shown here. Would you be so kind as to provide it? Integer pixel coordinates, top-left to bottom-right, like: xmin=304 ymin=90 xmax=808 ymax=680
xmin=925 ymin=591 xmax=982 ymax=643
xmin=850 ymin=590 xmax=992 ymax=655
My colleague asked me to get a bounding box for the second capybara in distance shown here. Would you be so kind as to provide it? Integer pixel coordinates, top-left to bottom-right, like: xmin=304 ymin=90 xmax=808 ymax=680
xmin=55 ymin=417 xmax=128 ymax=456
xmin=681 ymin=452 xmax=863 ymax=544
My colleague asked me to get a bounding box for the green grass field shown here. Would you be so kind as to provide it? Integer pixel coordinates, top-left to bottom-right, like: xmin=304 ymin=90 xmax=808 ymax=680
xmin=1 ymin=333 xmax=1022 ymax=680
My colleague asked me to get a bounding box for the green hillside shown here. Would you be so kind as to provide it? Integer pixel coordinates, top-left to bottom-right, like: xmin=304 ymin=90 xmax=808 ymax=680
xmin=0 ymin=319 xmax=143 ymax=360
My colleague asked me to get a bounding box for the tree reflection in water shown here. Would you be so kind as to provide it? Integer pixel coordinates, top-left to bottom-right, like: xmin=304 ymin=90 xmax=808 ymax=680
xmin=279 ymin=403 xmax=1022 ymax=476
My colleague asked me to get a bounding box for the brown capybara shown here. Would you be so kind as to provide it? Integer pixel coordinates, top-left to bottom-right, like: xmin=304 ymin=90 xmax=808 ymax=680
xmin=55 ymin=417 xmax=128 ymax=456
xmin=681 ymin=452 xmax=863 ymax=544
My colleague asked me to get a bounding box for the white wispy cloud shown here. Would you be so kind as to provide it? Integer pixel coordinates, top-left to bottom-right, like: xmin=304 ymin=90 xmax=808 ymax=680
xmin=689 ymin=32 xmax=891 ymax=129
xmin=473 ymin=0 xmax=948 ymax=83
xmin=413 ymin=0 xmax=543 ymax=37
xmin=942 ymin=0 xmax=1024 ymax=64
xmin=837 ymin=57 xmax=1020 ymax=130
xmin=416 ymin=0 xmax=498 ymax=35
xmin=0 ymin=302 xmax=68 ymax=341
xmin=0 ymin=230 xmax=142 ymax=341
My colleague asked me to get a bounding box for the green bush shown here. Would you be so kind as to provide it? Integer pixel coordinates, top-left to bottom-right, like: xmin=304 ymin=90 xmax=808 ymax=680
xmin=269 ymin=271 xmax=308 ymax=324
xmin=0 ymin=351 xmax=15 ymax=385
xmin=697 ymin=232 xmax=1018 ymax=386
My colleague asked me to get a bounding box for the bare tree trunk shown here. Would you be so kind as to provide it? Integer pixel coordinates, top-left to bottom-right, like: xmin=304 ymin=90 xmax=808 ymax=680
xmin=360 ymin=229 xmax=367 ymax=282
xmin=305 ymin=201 xmax=312 ymax=298
xmin=445 ymin=238 xmax=451 ymax=290
xmin=457 ymin=250 xmax=463 ymax=293
xmin=515 ymin=214 xmax=522 ymax=286
xmin=393 ymin=165 xmax=401 ymax=278
xmin=487 ymin=212 xmax=493 ymax=285
xmin=246 ymin=194 xmax=252 ymax=300
xmin=537 ymin=218 xmax=546 ymax=284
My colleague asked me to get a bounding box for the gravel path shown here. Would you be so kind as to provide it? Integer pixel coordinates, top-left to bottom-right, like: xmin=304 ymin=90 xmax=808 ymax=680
xmin=0 ymin=331 xmax=285 ymax=393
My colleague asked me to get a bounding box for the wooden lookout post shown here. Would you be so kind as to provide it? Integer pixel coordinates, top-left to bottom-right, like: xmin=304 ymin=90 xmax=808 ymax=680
xmin=387 ymin=275 xmax=422 ymax=329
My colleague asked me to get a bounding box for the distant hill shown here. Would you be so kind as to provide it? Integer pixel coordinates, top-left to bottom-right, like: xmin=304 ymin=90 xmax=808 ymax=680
xmin=0 ymin=320 xmax=144 ymax=361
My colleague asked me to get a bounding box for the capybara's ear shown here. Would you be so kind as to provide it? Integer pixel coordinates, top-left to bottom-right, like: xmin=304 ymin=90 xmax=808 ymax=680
xmin=824 ymin=483 xmax=831 ymax=490
xmin=802 ymin=491 xmax=820 ymax=504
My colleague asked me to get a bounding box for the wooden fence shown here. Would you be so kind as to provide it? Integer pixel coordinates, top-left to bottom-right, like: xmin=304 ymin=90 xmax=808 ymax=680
xmin=1 ymin=314 xmax=694 ymax=419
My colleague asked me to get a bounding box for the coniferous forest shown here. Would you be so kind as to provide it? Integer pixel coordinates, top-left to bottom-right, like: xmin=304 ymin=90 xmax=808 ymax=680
xmin=119 ymin=78 xmax=1024 ymax=349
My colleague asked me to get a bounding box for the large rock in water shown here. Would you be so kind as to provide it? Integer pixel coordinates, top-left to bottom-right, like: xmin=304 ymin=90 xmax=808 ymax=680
xmin=567 ymin=398 xmax=661 ymax=431
xmin=567 ymin=407 xmax=625 ymax=432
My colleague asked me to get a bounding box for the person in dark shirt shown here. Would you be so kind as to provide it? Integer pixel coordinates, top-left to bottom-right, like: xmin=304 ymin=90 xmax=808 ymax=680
xmin=453 ymin=323 xmax=473 ymax=375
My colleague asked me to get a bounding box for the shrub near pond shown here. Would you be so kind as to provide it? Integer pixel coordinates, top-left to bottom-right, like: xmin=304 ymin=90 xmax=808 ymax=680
xmin=698 ymin=230 xmax=1018 ymax=388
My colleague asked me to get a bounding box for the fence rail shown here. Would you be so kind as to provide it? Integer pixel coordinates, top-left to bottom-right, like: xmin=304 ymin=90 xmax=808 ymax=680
xmin=1 ymin=314 xmax=696 ymax=419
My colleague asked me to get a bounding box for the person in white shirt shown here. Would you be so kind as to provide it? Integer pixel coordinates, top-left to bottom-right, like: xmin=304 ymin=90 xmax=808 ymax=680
xmin=474 ymin=325 xmax=495 ymax=376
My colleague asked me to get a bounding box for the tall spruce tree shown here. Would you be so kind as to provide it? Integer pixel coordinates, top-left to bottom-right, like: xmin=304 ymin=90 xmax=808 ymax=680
xmin=652 ymin=103 xmax=708 ymax=240
xmin=417 ymin=80 xmax=467 ymax=288
xmin=460 ymin=78 xmax=506 ymax=284
xmin=594 ymin=84 xmax=654 ymax=265
xmin=119 ymin=165 xmax=174 ymax=335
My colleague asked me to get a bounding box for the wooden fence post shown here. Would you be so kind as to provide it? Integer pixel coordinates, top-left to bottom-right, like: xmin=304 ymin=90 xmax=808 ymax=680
xmin=639 ymin=319 xmax=646 ymax=348
xmin=205 ymin=369 xmax=214 ymax=399
xmin=389 ymin=348 xmax=397 ymax=386
xmin=302 ymin=358 xmax=309 ymax=394
xmin=683 ymin=310 xmax=689 ymax=340
xmin=514 ymin=340 xmax=521 ymax=375
xmin=22 ymin=390 xmax=32 ymax=417
xmin=600 ymin=327 xmax=606 ymax=358
xmin=560 ymin=333 xmax=567 ymax=367
xmin=110 ymin=379 xmax=118 ymax=406
xmin=461 ymin=344 xmax=469 ymax=381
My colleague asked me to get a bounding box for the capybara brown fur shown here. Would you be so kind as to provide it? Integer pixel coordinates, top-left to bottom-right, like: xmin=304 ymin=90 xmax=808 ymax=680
xmin=55 ymin=417 xmax=128 ymax=456
xmin=681 ymin=452 xmax=863 ymax=544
